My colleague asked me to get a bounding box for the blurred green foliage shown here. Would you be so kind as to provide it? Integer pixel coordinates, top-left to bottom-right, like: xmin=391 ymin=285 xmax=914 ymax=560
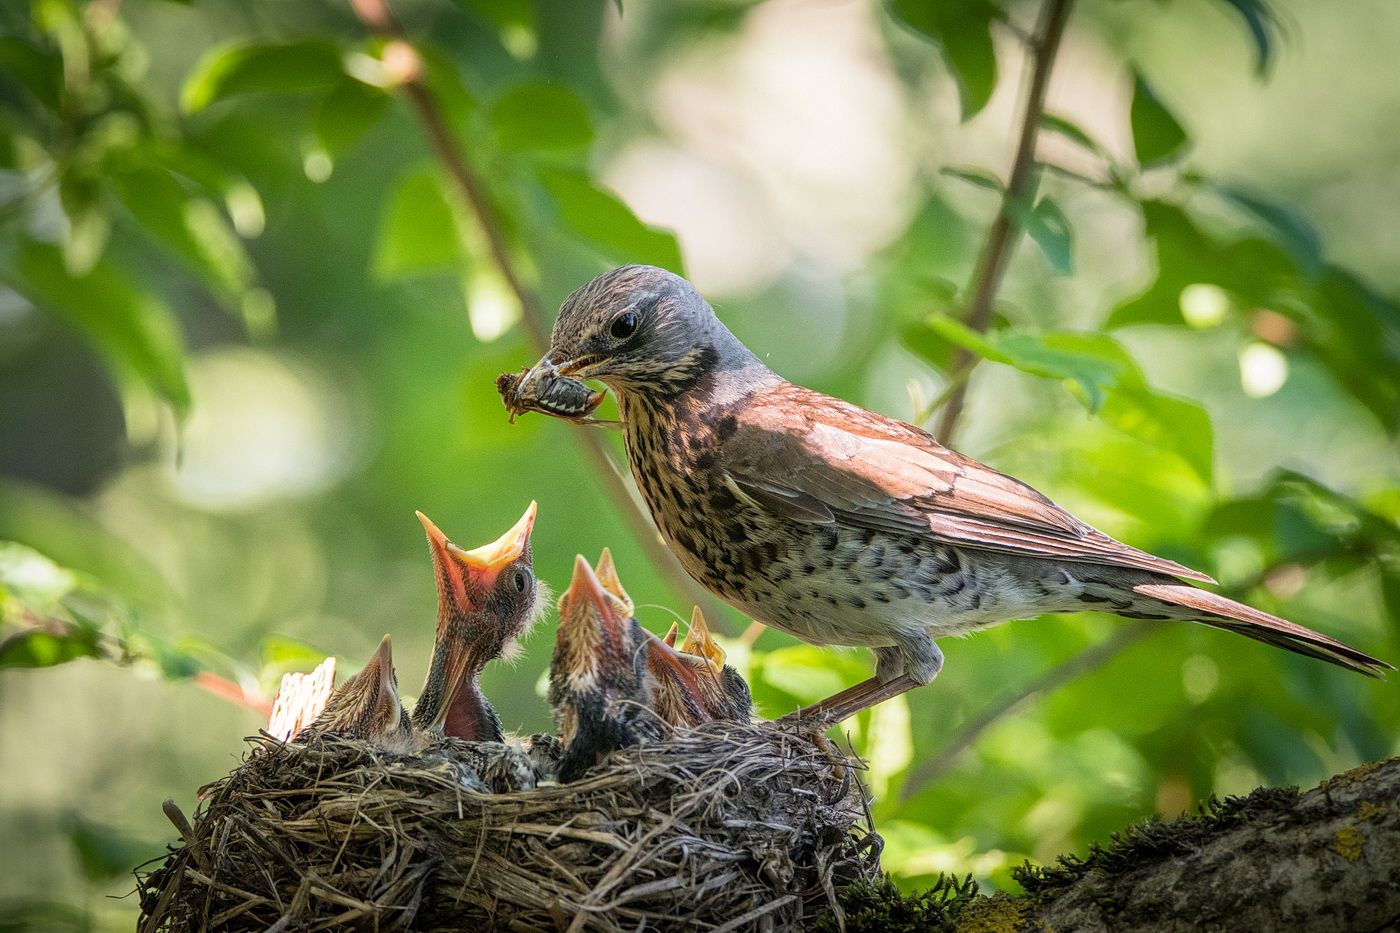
xmin=1 ymin=0 xmax=1398 ymax=925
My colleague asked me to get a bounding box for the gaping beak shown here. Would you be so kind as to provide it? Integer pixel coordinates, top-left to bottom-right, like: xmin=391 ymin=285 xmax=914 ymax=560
xmin=416 ymin=502 xmax=537 ymax=609
xmin=594 ymin=547 xmax=633 ymax=616
xmin=680 ymin=607 xmax=726 ymax=674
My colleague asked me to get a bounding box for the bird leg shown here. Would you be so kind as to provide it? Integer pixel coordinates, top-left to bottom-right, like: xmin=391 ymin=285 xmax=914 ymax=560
xmin=779 ymin=673 xmax=921 ymax=728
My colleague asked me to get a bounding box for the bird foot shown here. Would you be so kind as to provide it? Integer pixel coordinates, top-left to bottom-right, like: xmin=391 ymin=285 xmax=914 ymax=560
xmin=778 ymin=673 xmax=919 ymax=729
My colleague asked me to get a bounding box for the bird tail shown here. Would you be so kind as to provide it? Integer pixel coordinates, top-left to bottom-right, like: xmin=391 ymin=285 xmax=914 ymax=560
xmin=1132 ymin=583 xmax=1392 ymax=678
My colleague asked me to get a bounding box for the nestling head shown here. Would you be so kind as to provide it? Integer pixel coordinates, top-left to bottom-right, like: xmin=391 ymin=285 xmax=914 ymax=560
xmin=532 ymin=265 xmax=753 ymax=397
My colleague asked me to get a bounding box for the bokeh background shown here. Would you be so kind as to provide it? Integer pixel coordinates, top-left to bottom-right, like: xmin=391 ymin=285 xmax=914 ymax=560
xmin=2 ymin=0 xmax=1398 ymax=926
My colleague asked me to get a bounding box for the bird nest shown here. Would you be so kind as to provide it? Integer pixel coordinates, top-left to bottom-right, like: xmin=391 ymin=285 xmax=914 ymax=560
xmin=137 ymin=719 xmax=881 ymax=932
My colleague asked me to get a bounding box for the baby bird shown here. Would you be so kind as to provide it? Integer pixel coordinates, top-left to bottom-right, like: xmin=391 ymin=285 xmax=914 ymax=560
xmin=645 ymin=606 xmax=753 ymax=728
xmin=299 ymin=635 xmax=416 ymax=753
xmin=548 ymin=554 xmax=658 ymax=782
xmin=411 ymin=504 xmax=541 ymax=741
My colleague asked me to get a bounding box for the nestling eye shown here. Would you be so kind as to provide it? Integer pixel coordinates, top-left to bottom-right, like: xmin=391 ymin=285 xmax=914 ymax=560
xmin=610 ymin=311 xmax=638 ymax=340
xmin=513 ymin=567 xmax=533 ymax=594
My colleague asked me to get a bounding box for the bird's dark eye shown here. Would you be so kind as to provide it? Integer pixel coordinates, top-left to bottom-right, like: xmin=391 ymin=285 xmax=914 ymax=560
xmin=610 ymin=311 xmax=638 ymax=341
xmin=513 ymin=567 xmax=533 ymax=594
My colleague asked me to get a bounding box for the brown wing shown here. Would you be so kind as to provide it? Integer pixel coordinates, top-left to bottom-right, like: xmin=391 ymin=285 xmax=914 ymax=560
xmin=721 ymin=383 xmax=1215 ymax=584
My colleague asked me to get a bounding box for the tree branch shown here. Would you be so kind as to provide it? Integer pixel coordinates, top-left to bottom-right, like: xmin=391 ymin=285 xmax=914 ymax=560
xmin=934 ymin=0 xmax=1075 ymax=445
xmin=347 ymin=0 xmax=724 ymax=621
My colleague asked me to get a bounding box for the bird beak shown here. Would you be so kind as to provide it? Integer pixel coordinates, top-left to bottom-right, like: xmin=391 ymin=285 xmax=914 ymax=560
xmin=524 ymin=350 xmax=606 ymax=383
xmin=595 ymin=547 xmax=634 ymax=616
xmin=662 ymin=622 xmax=679 ymax=647
xmin=368 ymin=634 xmax=402 ymax=721
xmin=645 ymin=628 xmax=713 ymax=700
xmin=416 ymin=502 xmax=537 ymax=608
xmin=680 ymin=607 xmax=726 ymax=674
xmin=559 ymin=554 xmax=629 ymax=647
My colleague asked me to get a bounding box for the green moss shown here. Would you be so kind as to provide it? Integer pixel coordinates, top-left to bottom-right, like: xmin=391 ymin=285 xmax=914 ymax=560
xmin=819 ymin=874 xmax=979 ymax=933
xmin=949 ymin=891 xmax=1023 ymax=933
xmin=1331 ymin=826 xmax=1366 ymax=862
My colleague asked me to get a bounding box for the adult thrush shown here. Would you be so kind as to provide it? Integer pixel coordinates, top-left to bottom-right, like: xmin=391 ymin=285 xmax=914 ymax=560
xmin=412 ymin=505 xmax=541 ymax=740
xmin=521 ymin=265 xmax=1390 ymax=723
xmin=300 ymin=635 xmax=415 ymax=751
xmin=549 ymin=554 xmax=659 ymax=781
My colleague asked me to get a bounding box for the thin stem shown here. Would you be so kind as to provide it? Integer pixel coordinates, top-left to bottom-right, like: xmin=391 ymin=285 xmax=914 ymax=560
xmin=935 ymin=0 xmax=1075 ymax=445
xmin=347 ymin=0 xmax=724 ymax=621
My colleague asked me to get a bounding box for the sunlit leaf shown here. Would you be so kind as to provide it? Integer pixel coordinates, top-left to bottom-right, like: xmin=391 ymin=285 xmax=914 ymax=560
xmin=57 ymin=173 xmax=111 ymax=276
xmin=114 ymin=166 xmax=254 ymax=303
xmin=1130 ymin=74 xmax=1189 ymax=167
xmin=17 ymin=240 xmax=191 ymax=417
xmin=182 ymin=40 xmax=346 ymax=113
xmin=536 ymin=167 xmax=684 ymax=272
xmin=490 ymin=81 xmax=593 ymax=152
xmin=1098 ymin=389 xmax=1213 ymax=485
xmin=915 ymin=317 xmax=1213 ymax=479
xmin=374 ymin=167 xmax=462 ymax=281
xmin=889 ymin=0 xmax=1000 ymax=120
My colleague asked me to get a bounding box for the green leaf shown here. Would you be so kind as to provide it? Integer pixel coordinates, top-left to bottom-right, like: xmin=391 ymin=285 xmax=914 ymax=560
xmin=373 ymin=167 xmax=462 ymax=281
xmin=1214 ymin=183 xmax=1321 ymax=277
xmin=113 ymin=166 xmax=254 ymax=303
xmin=536 ymin=167 xmax=684 ymax=272
xmin=1098 ymin=388 xmax=1213 ymax=485
xmin=0 ymin=35 xmax=63 ymax=110
xmin=181 ymin=40 xmax=346 ymax=113
xmin=915 ymin=317 xmax=1213 ymax=478
xmin=1040 ymin=112 xmax=1108 ymax=159
xmin=1130 ymin=74 xmax=1189 ymax=167
xmin=489 ymin=81 xmax=593 ymax=152
xmin=1218 ymin=0 xmax=1279 ymax=74
xmin=314 ymin=79 xmax=390 ymax=156
xmin=16 ymin=240 xmax=191 ymax=417
xmin=0 ymin=626 xmax=102 ymax=668
xmin=940 ymin=165 xmax=1003 ymax=192
xmin=889 ymin=0 xmax=1000 ymax=120
xmin=57 ymin=173 xmax=111 ymax=276
xmin=923 ymin=316 xmax=1127 ymax=409
xmin=1009 ymin=196 xmax=1073 ymax=275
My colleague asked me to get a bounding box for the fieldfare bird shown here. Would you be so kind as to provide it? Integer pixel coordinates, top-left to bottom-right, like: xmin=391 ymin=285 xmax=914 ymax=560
xmin=549 ymin=554 xmax=659 ymax=781
xmin=298 ymin=635 xmax=416 ymax=751
xmin=412 ymin=505 xmax=541 ymax=740
xmin=520 ymin=265 xmax=1390 ymax=724
xmin=645 ymin=607 xmax=753 ymax=728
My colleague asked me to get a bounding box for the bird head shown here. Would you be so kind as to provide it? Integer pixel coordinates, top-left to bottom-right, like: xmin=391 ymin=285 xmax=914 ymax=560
xmin=305 ymin=635 xmax=413 ymax=745
xmin=524 ymin=265 xmax=753 ymax=399
xmin=644 ymin=606 xmax=752 ymax=727
xmin=549 ymin=554 xmax=648 ymax=745
xmin=413 ymin=504 xmax=540 ymax=737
